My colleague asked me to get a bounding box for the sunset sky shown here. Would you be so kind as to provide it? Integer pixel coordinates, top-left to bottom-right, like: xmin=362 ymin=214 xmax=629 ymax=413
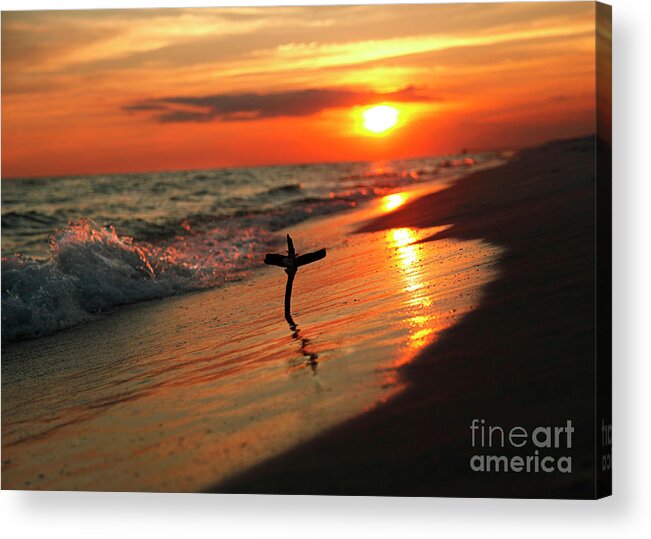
xmin=2 ymin=2 xmax=598 ymax=178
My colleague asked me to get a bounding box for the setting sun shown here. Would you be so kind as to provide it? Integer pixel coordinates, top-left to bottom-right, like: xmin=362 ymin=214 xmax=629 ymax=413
xmin=362 ymin=105 xmax=400 ymax=134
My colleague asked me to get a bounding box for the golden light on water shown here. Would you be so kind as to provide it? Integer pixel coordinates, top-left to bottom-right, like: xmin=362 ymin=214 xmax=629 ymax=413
xmin=409 ymin=324 xmax=435 ymax=349
xmin=381 ymin=223 xmax=504 ymax=375
xmin=390 ymin=228 xmax=423 ymax=296
xmin=387 ymin=227 xmax=436 ymax=366
xmin=390 ymin=227 xmax=414 ymax=246
xmin=382 ymin=193 xmax=408 ymax=212
xmin=362 ymin=104 xmax=399 ymax=134
xmin=385 ymin=226 xmax=477 ymax=370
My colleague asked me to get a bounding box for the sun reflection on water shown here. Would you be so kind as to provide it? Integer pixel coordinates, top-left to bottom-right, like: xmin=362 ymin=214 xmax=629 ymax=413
xmin=382 ymin=193 xmax=408 ymax=212
xmin=390 ymin=227 xmax=426 ymax=296
xmin=386 ymin=227 xmax=440 ymax=367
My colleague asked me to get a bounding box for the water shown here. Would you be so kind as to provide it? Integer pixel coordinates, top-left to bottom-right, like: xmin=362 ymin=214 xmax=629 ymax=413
xmin=2 ymin=153 xmax=497 ymax=341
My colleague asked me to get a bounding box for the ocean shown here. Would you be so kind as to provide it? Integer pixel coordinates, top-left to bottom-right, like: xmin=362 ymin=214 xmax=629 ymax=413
xmin=1 ymin=152 xmax=498 ymax=341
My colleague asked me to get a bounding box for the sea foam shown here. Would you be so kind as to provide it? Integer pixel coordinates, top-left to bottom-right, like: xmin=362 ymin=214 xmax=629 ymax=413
xmin=2 ymin=219 xmax=275 ymax=341
xmin=2 ymin=154 xmax=500 ymax=341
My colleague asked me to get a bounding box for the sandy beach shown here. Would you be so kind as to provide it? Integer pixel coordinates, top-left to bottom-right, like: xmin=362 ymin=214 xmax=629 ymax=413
xmin=1 ymin=163 xmax=502 ymax=491
xmin=2 ymin=137 xmax=599 ymax=497
xmin=214 ymin=136 xmax=600 ymax=498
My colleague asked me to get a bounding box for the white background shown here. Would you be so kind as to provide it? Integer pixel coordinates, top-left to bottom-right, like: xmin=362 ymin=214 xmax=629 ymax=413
xmin=1 ymin=0 xmax=649 ymax=537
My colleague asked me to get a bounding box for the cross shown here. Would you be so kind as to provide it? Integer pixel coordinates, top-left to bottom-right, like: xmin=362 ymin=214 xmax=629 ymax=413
xmin=264 ymin=234 xmax=326 ymax=329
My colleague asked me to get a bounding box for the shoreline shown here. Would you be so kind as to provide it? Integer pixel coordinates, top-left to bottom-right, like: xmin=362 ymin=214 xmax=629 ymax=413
xmin=2 ymin=137 xmax=599 ymax=497
xmin=213 ymin=136 xmax=600 ymax=498
xmin=1 ymin=156 xmax=501 ymax=343
xmin=2 ymin=161 xmax=503 ymax=491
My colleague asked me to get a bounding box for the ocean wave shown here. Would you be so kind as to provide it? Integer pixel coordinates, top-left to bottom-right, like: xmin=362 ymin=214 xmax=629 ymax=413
xmin=1 ymin=189 xmax=389 ymax=343
xmin=2 ymin=219 xmax=277 ymax=342
xmin=0 ymin=195 xmax=357 ymax=342
xmin=2 ymin=153 xmax=503 ymax=341
xmin=263 ymin=183 xmax=303 ymax=195
xmin=1 ymin=209 xmax=62 ymax=229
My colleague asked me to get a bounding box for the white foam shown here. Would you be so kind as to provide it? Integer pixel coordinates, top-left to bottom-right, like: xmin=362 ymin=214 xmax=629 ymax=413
xmin=2 ymin=219 xmax=275 ymax=341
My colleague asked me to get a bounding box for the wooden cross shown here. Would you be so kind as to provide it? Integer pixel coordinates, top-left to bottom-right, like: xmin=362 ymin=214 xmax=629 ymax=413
xmin=264 ymin=234 xmax=326 ymax=329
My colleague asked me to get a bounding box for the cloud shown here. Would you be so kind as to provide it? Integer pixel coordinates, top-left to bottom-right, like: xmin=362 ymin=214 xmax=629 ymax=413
xmin=123 ymin=103 xmax=168 ymax=112
xmin=126 ymin=86 xmax=433 ymax=123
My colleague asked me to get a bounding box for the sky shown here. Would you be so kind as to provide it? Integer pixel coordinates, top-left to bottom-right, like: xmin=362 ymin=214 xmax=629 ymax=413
xmin=2 ymin=2 xmax=597 ymax=178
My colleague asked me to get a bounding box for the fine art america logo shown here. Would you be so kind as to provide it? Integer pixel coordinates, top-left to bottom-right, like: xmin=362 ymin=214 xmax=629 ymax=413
xmin=470 ymin=419 xmax=574 ymax=473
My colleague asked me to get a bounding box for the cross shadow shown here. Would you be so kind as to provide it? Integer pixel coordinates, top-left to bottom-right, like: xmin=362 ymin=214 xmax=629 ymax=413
xmin=287 ymin=322 xmax=319 ymax=375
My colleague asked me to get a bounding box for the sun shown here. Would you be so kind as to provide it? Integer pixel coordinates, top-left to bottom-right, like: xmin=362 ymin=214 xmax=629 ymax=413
xmin=362 ymin=105 xmax=399 ymax=134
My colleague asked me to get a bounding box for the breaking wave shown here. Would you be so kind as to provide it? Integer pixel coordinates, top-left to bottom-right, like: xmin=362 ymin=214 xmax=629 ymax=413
xmin=2 ymin=219 xmax=276 ymax=341
xmin=2 ymin=152 xmax=503 ymax=342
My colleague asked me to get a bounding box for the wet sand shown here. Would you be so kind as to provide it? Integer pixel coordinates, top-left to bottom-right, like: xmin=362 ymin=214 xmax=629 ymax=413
xmin=214 ymin=136 xmax=600 ymax=498
xmin=2 ymin=165 xmax=503 ymax=491
xmin=2 ymin=137 xmax=600 ymax=497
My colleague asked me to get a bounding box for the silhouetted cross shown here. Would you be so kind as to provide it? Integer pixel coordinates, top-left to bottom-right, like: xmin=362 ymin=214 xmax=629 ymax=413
xmin=264 ymin=234 xmax=326 ymax=329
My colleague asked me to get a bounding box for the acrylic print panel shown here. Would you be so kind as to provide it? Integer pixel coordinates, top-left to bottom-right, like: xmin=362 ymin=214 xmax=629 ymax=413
xmin=1 ymin=2 xmax=611 ymax=498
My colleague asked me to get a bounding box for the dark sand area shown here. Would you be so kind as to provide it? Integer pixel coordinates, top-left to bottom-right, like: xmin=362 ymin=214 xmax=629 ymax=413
xmin=214 ymin=137 xmax=601 ymax=498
